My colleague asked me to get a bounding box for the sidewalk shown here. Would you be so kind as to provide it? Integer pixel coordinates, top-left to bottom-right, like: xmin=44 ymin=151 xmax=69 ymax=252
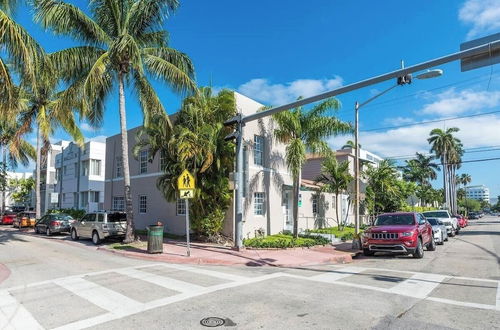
xmin=99 ymin=239 xmax=355 ymax=267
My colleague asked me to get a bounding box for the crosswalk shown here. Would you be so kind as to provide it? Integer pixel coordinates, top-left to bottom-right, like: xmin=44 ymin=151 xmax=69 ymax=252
xmin=0 ymin=263 xmax=498 ymax=329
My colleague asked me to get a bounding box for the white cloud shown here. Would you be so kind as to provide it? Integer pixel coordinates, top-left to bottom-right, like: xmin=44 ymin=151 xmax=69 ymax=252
xmin=383 ymin=117 xmax=415 ymax=126
xmin=81 ymin=122 xmax=96 ymax=132
xmin=86 ymin=135 xmax=107 ymax=143
xmin=237 ymin=76 xmax=344 ymax=105
xmin=341 ymin=115 xmax=500 ymax=158
xmin=420 ymin=88 xmax=500 ymax=116
xmin=459 ymin=0 xmax=500 ymax=38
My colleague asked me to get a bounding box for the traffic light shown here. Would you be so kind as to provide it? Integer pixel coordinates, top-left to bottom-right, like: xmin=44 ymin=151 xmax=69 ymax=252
xmin=397 ymin=73 xmax=412 ymax=85
xmin=223 ymin=114 xmax=242 ymax=141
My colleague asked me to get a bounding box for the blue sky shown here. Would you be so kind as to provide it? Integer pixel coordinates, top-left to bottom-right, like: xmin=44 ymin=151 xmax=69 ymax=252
xmin=12 ymin=0 xmax=500 ymax=199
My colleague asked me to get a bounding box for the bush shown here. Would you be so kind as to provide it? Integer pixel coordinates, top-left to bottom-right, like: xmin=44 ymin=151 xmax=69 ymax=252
xmin=243 ymin=234 xmax=330 ymax=248
xmin=306 ymin=226 xmax=361 ymax=241
xmin=47 ymin=208 xmax=86 ymax=220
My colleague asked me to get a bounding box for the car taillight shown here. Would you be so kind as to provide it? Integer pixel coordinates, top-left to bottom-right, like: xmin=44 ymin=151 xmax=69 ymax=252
xmin=50 ymin=221 xmax=61 ymax=226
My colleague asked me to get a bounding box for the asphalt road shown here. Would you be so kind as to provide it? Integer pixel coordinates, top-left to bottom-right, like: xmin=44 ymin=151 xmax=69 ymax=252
xmin=0 ymin=216 xmax=499 ymax=329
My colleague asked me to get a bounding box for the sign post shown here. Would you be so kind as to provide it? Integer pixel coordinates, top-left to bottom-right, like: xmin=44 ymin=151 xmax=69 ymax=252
xmin=178 ymin=169 xmax=195 ymax=257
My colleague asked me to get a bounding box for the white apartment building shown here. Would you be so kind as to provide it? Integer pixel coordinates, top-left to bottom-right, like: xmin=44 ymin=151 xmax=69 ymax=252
xmin=104 ymin=92 xmax=342 ymax=239
xmin=1 ymin=171 xmax=33 ymax=209
xmin=55 ymin=141 xmax=106 ymax=212
xmin=39 ymin=140 xmax=70 ymax=214
xmin=465 ymin=185 xmax=490 ymax=202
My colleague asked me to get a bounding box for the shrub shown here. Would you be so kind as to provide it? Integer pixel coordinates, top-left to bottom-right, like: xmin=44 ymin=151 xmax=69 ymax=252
xmin=243 ymin=234 xmax=329 ymax=248
xmin=47 ymin=208 xmax=86 ymax=220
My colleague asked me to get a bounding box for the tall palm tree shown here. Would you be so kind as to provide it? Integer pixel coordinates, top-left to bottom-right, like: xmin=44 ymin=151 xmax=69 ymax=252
xmin=273 ymin=98 xmax=352 ymax=237
xmin=315 ymin=152 xmax=352 ymax=230
xmin=16 ymin=54 xmax=83 ymax=219
xmin=34 ymin=0 xmax=197 ymax=242
xmin=428 ymin=127 xmax=462 ymax=213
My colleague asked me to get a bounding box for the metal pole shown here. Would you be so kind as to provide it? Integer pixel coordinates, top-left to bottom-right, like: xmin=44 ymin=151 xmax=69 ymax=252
xmin=185 ymin=198 xmax=190 ymax=257
xmin=354 ymin=102 xmax=360 ymax=236
xmin=235 ymin=121 xmax=244 ymax=249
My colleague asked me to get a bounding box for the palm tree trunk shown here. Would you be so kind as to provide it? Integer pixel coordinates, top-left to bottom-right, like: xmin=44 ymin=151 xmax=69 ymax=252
xmin=1 ymin=146 xmax=6 ymax=217
xmin=335 ymin=192 xmax=340 ymax=230
xmin=35 ymin=126 xmax=41 ymax=219
xmin=119 ymin=71 xmax=135 ymax=243
xmin=292 ymin=171 xmax=300 ymax=238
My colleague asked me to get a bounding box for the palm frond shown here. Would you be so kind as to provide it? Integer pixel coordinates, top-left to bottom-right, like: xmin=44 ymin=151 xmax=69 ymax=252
xmin=48 ymin=46 xmax=106 ymax=83
xmin=128 ymin=0 xmax=179 ymax=36
xmin=143 ymin=53 xmax=197 ymax=94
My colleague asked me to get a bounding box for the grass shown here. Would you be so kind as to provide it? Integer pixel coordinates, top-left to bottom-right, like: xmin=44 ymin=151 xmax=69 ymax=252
xmin=108 ymin=241 xmax=147 ymax=250
xmin=306 ymin=226 xmax=363 ymax=241
xmin=243 ymin=234 xmax=330 ymax=248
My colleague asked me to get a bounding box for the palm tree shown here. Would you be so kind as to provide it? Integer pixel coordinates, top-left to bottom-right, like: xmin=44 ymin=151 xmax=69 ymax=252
xmin=315 ymin=152 xmax=352 ymax=230
xmin=15 ymin=54 xmax=84 ymax=219
xmin=34 ymin=0 xmax=197 ymax=242
xmin=273 ymin=98 xmax=352 ymax=237
xmin=428 ymin=128 xmax=462 ymax=213
xmin=403 ymin=152 xmax=439 ymax=206
xmin=135 ymin=87 xmax=236 ymax=238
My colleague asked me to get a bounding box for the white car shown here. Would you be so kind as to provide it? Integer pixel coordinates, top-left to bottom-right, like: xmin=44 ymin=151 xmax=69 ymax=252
xmin=71 ymin=211 xmax=127 ymax=245
xmin=422 ymin=210 xmax=459 ymax=237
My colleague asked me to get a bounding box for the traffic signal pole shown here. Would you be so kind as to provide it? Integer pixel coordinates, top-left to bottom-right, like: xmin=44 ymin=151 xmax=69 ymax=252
xmin=227 ymin=37 xmax=500 ymax=249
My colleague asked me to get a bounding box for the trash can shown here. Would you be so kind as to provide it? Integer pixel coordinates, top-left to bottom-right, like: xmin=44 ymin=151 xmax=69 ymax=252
xmin=147 ymin=225 xmax=164 ymax=254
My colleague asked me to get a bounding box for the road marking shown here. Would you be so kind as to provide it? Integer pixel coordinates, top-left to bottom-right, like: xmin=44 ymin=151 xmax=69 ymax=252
xmin=427 ymin=296 xmax=499 ymax=311
xmin=157 ymin=263 xmax=248 ymax=282
xmin=309 ymin=266 xmax=365 ymax=283
xmin=0 ymin=291 xmax=43 ymax=330
xmin=114 ymin=268 xmax=204 ymax=293
xmin=388 ymin=273 xmax=447 ymax=298
xmin=54 ymin=272 xmax=285 ymax=330
xmin=55 ymin=277 xmax=141 ymax=316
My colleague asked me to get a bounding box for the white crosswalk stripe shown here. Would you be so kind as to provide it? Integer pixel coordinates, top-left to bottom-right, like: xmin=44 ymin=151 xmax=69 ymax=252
xmin=0 ymin=291 xmax=43 ymax=330
xmin=114 ymin=267 xmax=204 ymax=293
xmin=309 ymin=266 xmax=366 ymax=282
xmin=54 ymin=277 xmax=142 ymax=316
xmin=388 ymin=273 xmax=447 ymax=298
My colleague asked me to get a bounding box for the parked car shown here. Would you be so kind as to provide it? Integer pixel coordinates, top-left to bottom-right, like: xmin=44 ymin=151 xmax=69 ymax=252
xmin=70 ymin=211 xmax=127 ymax=245
xmin=425 ymin=217 xmax=448 ymax=245
xmin=468 ymin=212 xmax=479 ymax=219
xmin=0 ymin=212 xmax=16 ymax=225
xmin=422 ymin=210 xmax=458 ymax=236
xmin=361 ymin=212 xmax=435 ymax=258
xmin=34 ymin=213 xmax=75 ymax=236
xmin=12 ymin=211 xmax=36 ymax=228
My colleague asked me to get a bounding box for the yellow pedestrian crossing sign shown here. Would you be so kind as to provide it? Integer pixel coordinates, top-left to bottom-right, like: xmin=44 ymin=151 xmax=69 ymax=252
xmin=178 ymin=169 xmax=195 ymax=190
xmin=179 ymin=189 xmax=194 ymax=199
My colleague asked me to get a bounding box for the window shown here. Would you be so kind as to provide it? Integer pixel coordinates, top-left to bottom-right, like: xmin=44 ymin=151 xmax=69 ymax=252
xmin=62 ymin=193 xmax=67 ymax=202
xmin=73 ymin=192 xmax=78 ymax=208
xmin=312 ymin=194 xmax=318 ymax=214
xmin=81 ymin=160 xmax=89 ymax=176
xmin=140 ymin=150 xmax=148 ymax=174
xmin=80 ymin=191 xmax=88 ymax=208
xmin=63 ymin=165 xmax=67 ymax=176
xmin=139 ymin=195 xmax=147 ymax=214
xmin=55 ymin=168 xmax=60 ymax=182
xmin=90 ymin=159 xmax=101 ymax=176
xmin=112 ymin=196 xmax=125 ymax=211
xmin=74 ymin=163 xmax=78 ymax=178
xmin=176 ymin=198 xmax=186 ymax=216
xmin=97 ymin=214 xmax=104 ymax=222
xmin=254 ymin=135 xmax=264 ymax=166
xmin=116 ymin=157 xmax=123 ymax=178
xmin=254 ymin=192 xmax=265 ymax=215
xmin=90 ymin=191 xmax=99 ymax=203
xmin=160 ymin=150 xmax=168 ymax=171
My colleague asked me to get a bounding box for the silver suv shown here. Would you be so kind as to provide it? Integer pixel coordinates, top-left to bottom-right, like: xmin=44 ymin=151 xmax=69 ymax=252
xmin=70 ymin=211 xmax=127 ymax=245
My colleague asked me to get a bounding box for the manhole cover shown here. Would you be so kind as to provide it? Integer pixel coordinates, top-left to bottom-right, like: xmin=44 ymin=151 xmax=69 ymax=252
xmin=200 ymin=317 xmax=225 ymax=327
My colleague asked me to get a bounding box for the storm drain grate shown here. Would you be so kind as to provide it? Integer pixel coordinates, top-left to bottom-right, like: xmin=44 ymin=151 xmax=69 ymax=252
xmin=200 ymin=317 xmax=226 ymax=327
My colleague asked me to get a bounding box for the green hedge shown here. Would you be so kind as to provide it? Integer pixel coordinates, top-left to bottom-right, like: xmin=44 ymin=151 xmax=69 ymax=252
xmin=243 ymin=234 xmax=330 ymax=248
xmin=306 ymin=227 xmax=361 ymax=241
xmin=47 ymin=208 xmax=86 ymax=220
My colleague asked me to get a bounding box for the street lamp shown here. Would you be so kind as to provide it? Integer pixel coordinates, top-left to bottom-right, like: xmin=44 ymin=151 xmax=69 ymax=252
xmin=352 ymin=68 xmax=443 ymax=250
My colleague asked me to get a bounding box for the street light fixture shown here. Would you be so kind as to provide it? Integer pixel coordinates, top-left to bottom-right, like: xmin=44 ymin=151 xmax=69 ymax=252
xmin=352 ymin=68 xmax=443 ymax=250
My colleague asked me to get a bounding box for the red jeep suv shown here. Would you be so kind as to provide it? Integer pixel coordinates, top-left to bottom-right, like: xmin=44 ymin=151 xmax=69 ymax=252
xmin=362 ymin=212 xmax=435 ymax=258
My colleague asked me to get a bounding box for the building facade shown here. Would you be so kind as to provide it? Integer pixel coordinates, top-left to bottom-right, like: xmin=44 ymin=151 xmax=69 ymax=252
xmin=104 ymin=92 xmax=342 ymax=238
xmin=39 ymin=141 xmax=70 ymax=214
xmin=54 ymin=141 xmax=106 ymax=212
xmin=465 ymin=185 xmax=490 ymax=202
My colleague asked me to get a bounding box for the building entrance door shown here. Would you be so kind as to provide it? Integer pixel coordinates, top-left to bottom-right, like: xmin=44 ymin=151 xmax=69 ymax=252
xmin=283 ymin=191 xmax=293 ymax=232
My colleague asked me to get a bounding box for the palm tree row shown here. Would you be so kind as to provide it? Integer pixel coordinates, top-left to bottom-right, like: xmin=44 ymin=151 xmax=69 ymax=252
xmin=1 ymin=1 xmax=196 ymax=242
xmin=428 ymin=127 xmax=463 ymax=214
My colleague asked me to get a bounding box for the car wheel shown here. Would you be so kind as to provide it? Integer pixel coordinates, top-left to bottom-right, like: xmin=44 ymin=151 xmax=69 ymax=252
xmin=46 ymin=228 xmax=51 ymax=236
xmin=413 ymin=238 xmax=424 ymax=259
xmin=449 ymin=230 xmax=455 ymax=237
xmin=34 ymin=227 xmax=39 ymax=234
xmin=427 ymin=236 xmax=436 ymax=251
xmin=71 ymin=229 xmax=79 ymax=241
xmin=92 ymin=231 xmax=101 ymax=245
xmin=363 ymin=248 xmax=374 ymax=256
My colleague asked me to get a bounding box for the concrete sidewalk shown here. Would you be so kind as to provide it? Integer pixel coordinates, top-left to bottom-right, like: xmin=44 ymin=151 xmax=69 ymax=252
xmin=99 ymin=240 xmax=354 ymax=267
